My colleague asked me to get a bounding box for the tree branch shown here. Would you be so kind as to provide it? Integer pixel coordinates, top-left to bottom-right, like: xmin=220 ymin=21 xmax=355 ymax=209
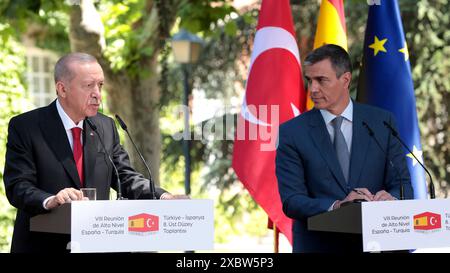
xmin=68 ymin=0 xmax=117 ymax=82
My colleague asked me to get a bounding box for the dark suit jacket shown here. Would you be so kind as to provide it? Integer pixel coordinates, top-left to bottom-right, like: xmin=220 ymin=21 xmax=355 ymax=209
xmin=276 ymin=102 xmax=413 ymax=253
xmin=3 ymin=101 xmax=167 ymax=253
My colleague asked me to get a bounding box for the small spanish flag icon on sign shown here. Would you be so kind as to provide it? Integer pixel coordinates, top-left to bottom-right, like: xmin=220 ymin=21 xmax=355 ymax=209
xmin=413 ymin=212 xmax=441 ymax=231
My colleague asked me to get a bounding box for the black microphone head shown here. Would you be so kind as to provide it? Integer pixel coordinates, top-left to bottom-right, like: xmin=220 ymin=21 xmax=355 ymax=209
xmin=115 ymin=114 xmax=128 ymax=130
xmin=85 ymin=117 xmax=97 ymax=131
xmin=382 ymin=120 xmax=390 ymax=130
xmin=383 ymin=121 xmax=398 ymax=136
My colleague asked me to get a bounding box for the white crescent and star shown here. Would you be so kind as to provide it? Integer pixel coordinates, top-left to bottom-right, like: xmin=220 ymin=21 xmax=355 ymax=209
xmin=429 ymin=216 xmax=437 ymax=226
xmin=241 ymin=26 xmax=301 ymax=127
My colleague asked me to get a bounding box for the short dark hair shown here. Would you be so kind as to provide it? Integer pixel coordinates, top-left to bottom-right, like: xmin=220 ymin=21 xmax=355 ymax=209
xmin=304 ymin=44 xmax=352 ymax=77
xmin=54 ymin=52 xmax=98 ymax=83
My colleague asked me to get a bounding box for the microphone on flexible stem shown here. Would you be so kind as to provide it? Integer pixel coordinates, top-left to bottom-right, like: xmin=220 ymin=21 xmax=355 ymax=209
xmin=362 ymin=121 xmax=404 ymax=200
xmin=115 ymin=114 xmax=157 ymax=200
xmin=85 ymin=117 xmax=125 ymax=200
xmin=383 ymin=121 xmax=435 ymax=199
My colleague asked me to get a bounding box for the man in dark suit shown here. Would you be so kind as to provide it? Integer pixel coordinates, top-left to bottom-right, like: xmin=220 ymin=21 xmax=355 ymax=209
xmin=3 ymin=53 xmax=182 ymax=253
xmin=276 ymin=44 xmax=413 ymax=253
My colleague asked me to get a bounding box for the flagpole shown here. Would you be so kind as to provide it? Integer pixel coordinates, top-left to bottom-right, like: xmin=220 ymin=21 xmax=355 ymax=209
xmin=273 ymin=223 xmax=279 ymax=253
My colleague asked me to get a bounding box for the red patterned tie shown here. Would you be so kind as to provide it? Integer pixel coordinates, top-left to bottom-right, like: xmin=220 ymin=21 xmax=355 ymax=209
xmin=71 ymin=127 xmax=84 ymax=187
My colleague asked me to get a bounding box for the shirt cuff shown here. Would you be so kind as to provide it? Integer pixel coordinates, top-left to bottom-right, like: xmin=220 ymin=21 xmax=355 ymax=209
xmin=329 ymin=200 xmax=339 ymax=211
xmin=43 ymin=196 xmax=55 ymax=210
xmin=159 ymin=192 xmax=171 ymax=200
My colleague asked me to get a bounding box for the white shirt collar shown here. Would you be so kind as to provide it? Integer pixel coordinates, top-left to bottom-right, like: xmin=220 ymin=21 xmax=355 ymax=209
xmin=320 ymin=99 xmax=353 ymax=125
xmin=56 ymin=99 xmax=84 ymax=130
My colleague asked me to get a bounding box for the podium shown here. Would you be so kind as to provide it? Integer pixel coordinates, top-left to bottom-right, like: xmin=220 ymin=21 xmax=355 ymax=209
xmin=307 ymin=199 xmax=450 ymax=252
xmin=30 ymin=199 xmax=214 ymax=253
xmin=31 ymin=203 xmax=72 ymax=234
xmin=308 ymin=202 xmax=362 ymax=234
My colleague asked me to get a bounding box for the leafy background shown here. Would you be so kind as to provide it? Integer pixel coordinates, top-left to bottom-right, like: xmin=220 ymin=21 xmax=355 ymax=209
xmin=0 ymin=0 xmax=448 ymax=252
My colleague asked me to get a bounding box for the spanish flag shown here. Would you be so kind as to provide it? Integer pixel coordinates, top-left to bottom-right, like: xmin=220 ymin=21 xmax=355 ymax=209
xmin=306 ymin=0 xmax=348 ymax=110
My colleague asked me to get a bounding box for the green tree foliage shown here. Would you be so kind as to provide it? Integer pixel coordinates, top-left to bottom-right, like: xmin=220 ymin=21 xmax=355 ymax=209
xmin=403 ymin=0 xmax=449 ymax=196
xmin=0 ymin=22 xmax=29 ymax=252
xmin=0 ymin=0 xmax=447 ymax=250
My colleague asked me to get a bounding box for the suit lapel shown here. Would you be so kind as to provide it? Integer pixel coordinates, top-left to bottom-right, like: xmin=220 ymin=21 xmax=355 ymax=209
xmin=308 ymin=109 xmax=348 ymax=193
xmin=39 ymin=101 xmax=81 ymax=188
xmin=348 ymin=103 xmax=370 ymax=189
xmin=83 ymin=119 xmax=99 ymax=188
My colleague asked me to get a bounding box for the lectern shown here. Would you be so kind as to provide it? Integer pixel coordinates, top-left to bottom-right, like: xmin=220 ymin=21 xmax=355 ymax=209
xmin=31 ymin=203 xmax=71 ymax=234
xmin=30 ymin=199 xmax=214 ymax=253
xmin=307 ymin=199 xmax=450 ymax=252
xmin=308 ymin=202 xmax=361 ymax=234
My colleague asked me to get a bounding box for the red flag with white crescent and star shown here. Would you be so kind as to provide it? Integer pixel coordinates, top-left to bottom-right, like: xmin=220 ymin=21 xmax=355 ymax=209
xmin=232 ymin=0 xmax=306 ymax=245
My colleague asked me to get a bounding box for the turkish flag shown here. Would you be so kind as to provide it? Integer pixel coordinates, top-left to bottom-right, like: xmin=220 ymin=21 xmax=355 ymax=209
xmin=232 ymin=0 xmax=306 ymax=245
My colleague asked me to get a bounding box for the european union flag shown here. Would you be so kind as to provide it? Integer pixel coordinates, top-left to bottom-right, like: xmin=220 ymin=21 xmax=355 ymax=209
xmin=357 ymin=1 xmax=427 ymax=199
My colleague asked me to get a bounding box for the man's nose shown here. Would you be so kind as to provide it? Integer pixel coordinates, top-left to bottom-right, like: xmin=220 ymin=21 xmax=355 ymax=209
xmin=309 ymin=81 xmax=319 ymax=93
xmin=91 ymin=88 xmax=101 ymax=101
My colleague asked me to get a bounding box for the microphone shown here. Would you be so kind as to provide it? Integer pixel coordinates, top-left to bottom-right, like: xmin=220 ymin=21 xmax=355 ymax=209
xmin=362 ymin=121 xmax=404 ymax=200
xmin=383 ymin=121 xmax=435 ymax=199
xmin=115 ymin=114 xmax=157 ymax=200
xmin=85 ymin=117 xmax=125 ymax=200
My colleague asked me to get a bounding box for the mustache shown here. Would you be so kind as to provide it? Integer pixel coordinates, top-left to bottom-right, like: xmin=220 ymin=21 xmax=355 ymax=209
xmin=88 ymin=97 xmax=101 ymax=104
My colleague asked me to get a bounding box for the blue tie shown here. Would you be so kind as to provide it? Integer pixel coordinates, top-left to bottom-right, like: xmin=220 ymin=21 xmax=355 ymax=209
xmin=332 ymin=116 xmax=349 ymax=183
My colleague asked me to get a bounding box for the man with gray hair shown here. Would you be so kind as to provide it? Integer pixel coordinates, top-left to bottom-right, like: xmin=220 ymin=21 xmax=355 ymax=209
xmin=3 ymin=52 xmax=182 ymax=253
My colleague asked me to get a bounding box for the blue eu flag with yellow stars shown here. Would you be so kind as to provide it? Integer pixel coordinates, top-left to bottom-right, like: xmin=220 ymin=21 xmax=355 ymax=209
xmin=357 ymin=0 xmax=427 ymax=199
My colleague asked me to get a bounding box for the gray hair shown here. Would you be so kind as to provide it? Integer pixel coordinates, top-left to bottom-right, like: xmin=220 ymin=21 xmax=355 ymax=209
xmin=54 ymin=52 xmax=98 ymax=83
xmin=304 ymin=44 xmax=352 ymax=78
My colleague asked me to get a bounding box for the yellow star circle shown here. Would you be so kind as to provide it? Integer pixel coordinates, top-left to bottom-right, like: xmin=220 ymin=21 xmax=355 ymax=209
xmin=369 ymin=36 xmax=388 ymax=56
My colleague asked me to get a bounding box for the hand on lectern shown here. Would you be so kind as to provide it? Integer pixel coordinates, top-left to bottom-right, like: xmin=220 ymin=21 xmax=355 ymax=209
xmin=45 ymin=187 xmax=84 ymax=209
xmin=160 ymin=193 xmax=190 ymax=200
xmin=373 ymin=190 xmax=396 ymax=201
xmin=333 ymin=188 xmax=374 ymax=209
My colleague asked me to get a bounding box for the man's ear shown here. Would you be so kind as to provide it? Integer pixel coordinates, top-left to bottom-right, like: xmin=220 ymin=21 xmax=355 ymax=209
xmin=56 ymin=81 xmax=66 ymax=98
xmin=340 ymin=71 xmax=352 ymax=89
